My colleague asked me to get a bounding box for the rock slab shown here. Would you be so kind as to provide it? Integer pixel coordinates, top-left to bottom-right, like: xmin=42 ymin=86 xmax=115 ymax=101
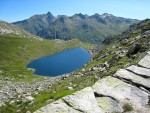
xmin=114 ymin=69 xmax=150 ymax=89
xmin=92 ymin=76 xmax=149 ymax=109
xmin=138 ymin=54 xmax=150 ymax=69
xmin=127 ymin=65 xmax=150 ymax=78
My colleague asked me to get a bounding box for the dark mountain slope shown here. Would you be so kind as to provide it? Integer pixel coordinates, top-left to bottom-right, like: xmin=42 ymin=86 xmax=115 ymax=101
xmin=103 ymin=19 xmax=150 ymax=45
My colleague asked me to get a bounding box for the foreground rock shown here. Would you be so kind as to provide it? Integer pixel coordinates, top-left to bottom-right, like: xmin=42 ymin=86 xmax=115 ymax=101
xmin=92 ymin=76 xmax=149 ymax=109
xmin=62 ymin=87 xmax=103 ymax=113
xmin=114 ymin=69 xmax=150 ymax=89
xmin=34 ymin=87 xmax=104 ymax=113
xmin=34 ymin=99 xmax=80 ymax=113
xmin=35 ymin=75 xmax=150 ymax=113
xmin=34 ymin=87 xmax=124 ymax=113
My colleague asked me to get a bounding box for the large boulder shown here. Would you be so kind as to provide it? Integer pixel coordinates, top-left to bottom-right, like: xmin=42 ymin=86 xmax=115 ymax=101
xmin=126 ymin=43 xmax=142 ymax=57
xmin=92 ymin=76 xmax=149 ymax=109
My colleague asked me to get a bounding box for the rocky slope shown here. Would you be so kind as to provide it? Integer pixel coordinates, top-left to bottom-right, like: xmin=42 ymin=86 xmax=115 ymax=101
xmin=0 ymin=21 xmax=40 ymax=39
xmin=13 ymin=12 xmax=139 ymax=43
xmin=34 ymin=51 xmax=150 ymax=113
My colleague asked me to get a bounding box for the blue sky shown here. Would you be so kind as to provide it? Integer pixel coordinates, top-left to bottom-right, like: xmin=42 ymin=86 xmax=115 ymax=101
xmin=0 ymin=0 xmax=149 ymax=22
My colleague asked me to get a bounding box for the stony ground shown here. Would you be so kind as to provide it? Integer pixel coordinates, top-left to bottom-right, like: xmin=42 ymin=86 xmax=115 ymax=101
xmin=0 ymin=74 xmax=70 ymax=107
xmin=34 ymin=51 xmax=150 ymax=113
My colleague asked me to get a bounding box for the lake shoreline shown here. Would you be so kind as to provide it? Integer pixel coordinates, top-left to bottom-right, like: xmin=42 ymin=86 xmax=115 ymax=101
xmin=26 ymin=48 xmax=91 ymax=77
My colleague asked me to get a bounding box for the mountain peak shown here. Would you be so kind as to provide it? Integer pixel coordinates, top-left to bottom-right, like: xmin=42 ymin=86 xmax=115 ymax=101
xmin=93 ymin=13 xmax=100 ymax=16
xmin=73 ymin=13 xmax=89 ymax=19
xmin=46 ymin=12 xmax=53 ymax=16
xmin=90 ymin=13 xmax=107 ymax=24
xmin=101 ymin=13 xmax=114 ymax=18
xmin=43 ymin=12 xmax=55 ymax=24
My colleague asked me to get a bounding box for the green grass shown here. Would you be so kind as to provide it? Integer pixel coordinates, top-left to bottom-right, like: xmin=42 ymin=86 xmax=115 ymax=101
xmin=123 ymin=103 xmax=133 ymax=112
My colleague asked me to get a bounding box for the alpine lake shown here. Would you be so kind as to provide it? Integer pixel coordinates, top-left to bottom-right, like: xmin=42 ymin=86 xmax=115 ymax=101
xmin=27 ymin=48 xmax=91 ymax=77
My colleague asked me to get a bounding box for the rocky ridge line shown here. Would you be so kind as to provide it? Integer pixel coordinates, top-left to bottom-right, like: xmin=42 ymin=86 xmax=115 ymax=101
xmin=34 ymin=51 xmax=150 ymax=113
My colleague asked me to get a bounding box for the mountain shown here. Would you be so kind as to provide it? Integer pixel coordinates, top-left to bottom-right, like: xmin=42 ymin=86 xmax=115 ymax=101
xmin=13 ymin=12 xmax=140 ymax=43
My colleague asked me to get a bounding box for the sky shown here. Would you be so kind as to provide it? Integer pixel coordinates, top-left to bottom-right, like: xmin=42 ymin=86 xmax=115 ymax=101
xmin=0 ymin=0 xmax=150 ymax=22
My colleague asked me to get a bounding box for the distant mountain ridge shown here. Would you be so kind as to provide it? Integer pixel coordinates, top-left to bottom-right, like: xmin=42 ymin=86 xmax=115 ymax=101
xmin=13 ymin=12 xmax=140 ymax=43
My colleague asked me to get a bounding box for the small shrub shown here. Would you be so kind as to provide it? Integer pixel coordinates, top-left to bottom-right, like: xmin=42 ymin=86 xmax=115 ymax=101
xmin=123 ymin=103 xmax=133 ymax=112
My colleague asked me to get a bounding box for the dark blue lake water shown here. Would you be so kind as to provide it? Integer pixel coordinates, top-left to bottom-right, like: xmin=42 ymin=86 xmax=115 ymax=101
xmin=27 ymin=48 xmax=90 ymax=77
